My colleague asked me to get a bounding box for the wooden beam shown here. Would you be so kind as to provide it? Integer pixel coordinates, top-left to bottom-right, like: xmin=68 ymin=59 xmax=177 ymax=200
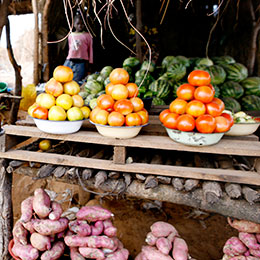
xmin=32 ymin=0 xmax=39 ymax=84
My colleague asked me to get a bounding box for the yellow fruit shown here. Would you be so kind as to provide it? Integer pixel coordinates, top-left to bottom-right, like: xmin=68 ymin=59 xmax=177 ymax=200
xmin=36 ymin=93 xmax=56 ymax=109
xmin=95 ymin=109 xmax=109 ymax=125
xmin=67 ymin=107 xmax=84 ymax=121
xmin=56 ymin=94 xmax=73 ymax=110
xmin=28 ymin=103 xmax=38 ymax=117
xmin=72 ymin=95 xmax=84 ymax=108
xmin=45 ymin=78 xmax=64 ymax=97
xmin=63 ymin=80 xmax=80 ymax=95
xmin=39 ymin=139 xmax=51 ymax=151
xmin=80 ymin=106 xmax=91 ymax=119
xmin=48 ymin=106 xmax=67 ymax=121
xmin=53 ymin=65 xmax=73 ymax=83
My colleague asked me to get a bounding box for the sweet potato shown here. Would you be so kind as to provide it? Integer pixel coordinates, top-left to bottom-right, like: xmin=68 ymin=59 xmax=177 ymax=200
xmin=106 ymin=248 xmax=129 ymax=260
xmin=91 ymin=220 xmax=104 ymax=236
xmin=167 ymin=231 xmax=179 ymax=243
xmin=65 ymin=235 xmax=89 ymax=247
xmin=244 ymin=250 xmax=250 ymax=257
xmin=40 ymin=241 xmax=65 ymax=260
xmin=104 ymin=226 xmax=117 ymax=237
xmin=172 ymin=237 xmax=188 ymax=260
xmin=13 ymin=220 xmax=28 ymax=245
xmin=145 ymin=232 xmax=158 ymax=246
xmin=12 ymin=242 xmax=39 ymax=260
xmin=229 ymin=257 xmax=246 ymax=260
xmin=246 ymin=256 xmax=260 ymax=260
xmin=239 ymin=233 xmax=260 ymax=250
xmin=228 ymin=218 xmax=260 ymax=233
xmin=70 ymin=247 xmax=85 ymax=260
xmin=69 ymin=220 xmax=91 ymax=236
xmin=223 ymin=237 xmax=247 ymax=256
xmin=32 ymin=217 xmax=68 ymax=236
xmin=79 ymin=247 xmax=105 ymax=259
xmin=151 ymin=221 xmax=178 ymax=237
xmin=22 ymin=221 xmax=35 ymax=233
xmin=30 ymin=233 xmax=51 ymax=251
xmin=222 ymin=254 xmax=232 ymax=260
xmin=156 ymin=237 xmax=172 ymax=255
xmin=103 ymin=219 xmax=113 ymax=229
xmin=33 ymin=188 xmax=51 ymax=218
xmin=249 ymin=249 xmax=260 ymax=257
xmin=142 ymin=246 xmax=173 ymax=260
xmin=135 ymin=252 xmax=143 ymax=260
xmin=76 ymin=206 xmax=113 ymax=222
xmin=256 ymin=234 xmax=260 ymax=244
xmin=49 ymin=201 xmax=63 ymax=221
xmin=86 ymin=235 xmax=115 ymax=249
xmin=20 ymin=196 xmax=34 ymax=223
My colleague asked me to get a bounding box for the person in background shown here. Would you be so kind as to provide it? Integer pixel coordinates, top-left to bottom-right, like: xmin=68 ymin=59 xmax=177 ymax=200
xmin=64 ymin=14 xmax=93 ymax=84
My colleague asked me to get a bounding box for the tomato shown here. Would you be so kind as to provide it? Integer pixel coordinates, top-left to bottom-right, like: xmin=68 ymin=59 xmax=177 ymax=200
xmin=45 ymin=78 xmax=63 ymax=97
xmin=89 ymin=106 xmax=101 ymax=123
xmin=114 ymin=99 xmax=133 ymax=115
xmin=97 ymin=94 xmax=115 ymax=111
xmin=126 ymin=83 xmax=139 ymax=98
xmin=53 ymin=65 xmax=73 ymax=83
xmin=95 ymin=109 xmax=109 ymax=125
xmin=208 ymin=84 xmax=215 ymax=96
xmin=194 ymin=86 xmax=214 ymax=103
xmin=211 ymin=97 xmax=225 ymax=112
xmin=214 ymin=116 xmax=231 ymax=133
xmin=105 ymin=83 xmax=115 ymax=96
xmin=163 ymin=112 xmax=179 ymax=129
xmin=169 ymin=98 xmax=187 ymax=114
xmin=36 ymin=93 xmax=56 ymax=109
xmin=109 ymin=68 xmax=129 ymax=85
xmin=176 ymin=83 xmax=195 ymax=101
xmin=63 ymin=80 xmax=80 ymax=95
xmin=48 ymin=106 xmax=66 ymax=121
xmin=32 ymin=106 xmax=48 ymax=120
xmin=67 ymin=107 xmax=84 ymax=121
xmin=206 ymin=102 xmax=222 ymax=117
xmin=130 ymin=97 xmax=144 ymax=112
xmin=176 ymin=114 xmax=195 ymax=132
xmin=28 ymin=103 xmax=39 ymax=117
xmin=108 ymin=111 xmax=125 ymax=126
xmin=221 ymin=112 xmax=234 ymax=128
xmin=187 ymin=70 xmax=211 ymax=86
xmin=159 ymin=109 xmax=171 ymax=123
xmin=111 ymin=84 xmax=129 ymax=100
xmin=186 ymin=100 xmax=206 ymax=117
xmin=195 ymin=114 xmax=216 ymax=133
xmin=125 ymin=113 xmax=142 ymax=126
xmin=137 ymin=109 xmax=149 ymax=125
xmin=72 ymin=95 xmax=84 ymax=108
xmin=39 ymin=139 xmax=51 ymax=151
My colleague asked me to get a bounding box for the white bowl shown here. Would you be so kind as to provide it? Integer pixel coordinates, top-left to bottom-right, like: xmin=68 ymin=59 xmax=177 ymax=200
xmin=33 ymin=118 xmax=84 ymax=134
xmin=225 ymin=122 xmax=260 ymax=136
xmin=165 ymin=127 xmax=224 ymax=146
xmin=90 ymin=120 xmax=147 ymax=139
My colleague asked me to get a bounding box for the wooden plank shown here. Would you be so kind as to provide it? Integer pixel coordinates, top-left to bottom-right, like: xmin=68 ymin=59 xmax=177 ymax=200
xmin=113 ymin=146 xmax=126 ymax=164
xmin=1 ymin=150 xmax=260 ymax=185
xmin=3 ymin=125 xmax=260 ymax=156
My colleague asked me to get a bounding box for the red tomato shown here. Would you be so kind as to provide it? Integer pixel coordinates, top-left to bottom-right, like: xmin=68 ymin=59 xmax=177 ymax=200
xmin=89 ymin=107 xmax=101 ymax=123
xmin=188 ymin=70 xmax=211 ymax=86
xmin=163 ymin=113 xmax=179 ymax=129
xmin=114 ymin=99 xmax=134 ymax=115
xmin=130 ymin=97 xmax=144 ymax=112
xmin=125 ymin=113 xmax=142 ymax=126
xmin=111 ymin=84 xmax=129 ymax=100
xmin=186 ymin=100 xmax=206 ymax=118
xmin=214 ymin=116 xmax=231 ymax=133
xmin=206 ymin=102 xmax=222 ymax=117
xmin=208 ymin=84 xmax=215 ymax=96
xmin=108 ymin=111 xmax=125 ymax=126
xmin=159 ymin=109 xmax=171 ymax=123
xmin=105 ymin=83 xmax=114 ymax=96
xmin=95 ymin=109 xmax=109 ymax=125
xmin=176 ymin=84 xmax=196 ymax=101
xmin=97 ymin=94 xmax=115 ymax=111
xmin=126 ymin=83 xmax=139 ymax=98
xmin=169 ymin=98 xmax=187 ymax=114
xmin=211 ymin=97 xmax=225 ymax=112
xmin=137 ymin=109 xmax=149 ymax=125
xmin=221 ymin=112 xmax=234 ymax=128
xmin=177 ymin=114 xmax=195 ymax=132
xmin=194 ymin=86 xmax=214 ymax=103
xmin=195 ymin=114 xmax=216 ymax=133
xmin=32 ymin=106 xmax=48 ymax=120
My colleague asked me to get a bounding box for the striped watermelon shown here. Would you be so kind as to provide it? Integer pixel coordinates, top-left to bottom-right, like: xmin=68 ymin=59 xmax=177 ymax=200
xmin=241 ymin=77 xmax=260 ymax=96
xmin=241 ymin=95 xmax=260 ymax=111
xmin=166 ymin=63 xmax=186 ymax=82
xmin=222 ymin=63 xmax=248 ymax=82
xmin=222 ymin=97 xmax=241 ymax=113
xmin=207 ymin=65 xmax=226 ymax=85
xmin=123 ymin=57 xmax=140 ymax=68
xmin=220 ymin=81 xmax=244 ymax=99
xmin=148 ymin=78 xmax=170 ymax=100
xmin=212 ymin=56 xmax=236 ymax=66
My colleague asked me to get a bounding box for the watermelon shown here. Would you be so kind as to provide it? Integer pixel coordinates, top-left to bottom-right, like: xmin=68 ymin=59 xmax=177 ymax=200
xmin=122 ymin=65 xmax=132 ymax=76
xmin=222 ymin=63 xmax=248 ymax=82
xmin=87 ymin=73 xmax=99 ymax=81
xmin=220 ymin=81 xmax=244 ymax=99
xmin=140 ymin=61 xmax=156 ymax=72
xmin=166 ymin=63 xmax=186 ymax=82
xmin=84 ymin=80 xmax=103 ymax=94
xmin=222 ymin=97 xmax=241 ymax=113
xmin=175 ymin=55 xmax=190 ymax=67
xmin=143 ymin=90 xmax=153 ymax=98
xmin=207 ymin=65 xmax=226 ymax=85
xmin=213 ymin=85 xmax=220 ymax=98
xmin=104 ymin=77 xmax=110 ymax=86
xmin=148 ymin=81 xmax=157 ymax=96
xmin=84 ymin=94 xmax=97 ymax=106
xmin=195 ymin=57 xmax=214 ymax=67
xmin=148 ymin=78 xmax=170 ymax=100
xmin=241 ymin=77 xmax=260 ymax=96
xmin=241 ymin=95 xmax=260 ymax=111
xmin=123 ymin=57 xmax=140 ymax=68
xmin=96 ymin=90 xmax=106 ymax=97
xmin=152 ymin=97 xmax=166 ymax=106
xmin=78 ymin=91 xmax=88 ymax=99
xmin=161 ymin=56 xmax=177 ymax=69
xmin=96 ymin=75 xmax=105 ymax=85
xmin=89 ymin=98 xmax=98 ymax=110
xmin=100 ymin=66 xmax=113 ymax=78
xmin=212 ymin=56 xmax=236 ymax=66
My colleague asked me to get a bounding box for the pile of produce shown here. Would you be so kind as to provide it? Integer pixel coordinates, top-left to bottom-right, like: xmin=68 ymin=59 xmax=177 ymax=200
xmin=11 ymin=188 xmax=67 ymax=260
xmin=222 ymin=218 xmax=260 ymax=259
xmin=28 ymin=66 xmax=90 ymax=121
xmin=135 ymin=221 xmax=194 ymax=260
xmin=64 ymin=205 xmax=129 ymax=259
xmin=159 ymin=69 xmax=233 ymax=134
xmin=89 ymin=68 xmax=149 ymax=127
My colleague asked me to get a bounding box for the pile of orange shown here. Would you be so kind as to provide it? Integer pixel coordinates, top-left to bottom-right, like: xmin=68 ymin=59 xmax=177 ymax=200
xmin=160 ymin=70 xmax=233 ymax=133
xmin=28 ymin=66 xmax=90 ymax=121
xmin=90 ymin=68 xmax=149 ymax=126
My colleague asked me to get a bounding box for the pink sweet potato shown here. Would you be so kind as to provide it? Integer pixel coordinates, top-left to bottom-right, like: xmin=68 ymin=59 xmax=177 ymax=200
xmin=79 ymin=247 xmax=105 ymax=259
xmin=106 ymin=248 xmax=129 ymax=260
xmin=13 ymin=220 xmax=28 ymax=245
xmin=239 ymin=233 xmax=260 ymax=250
xmin=49 ymin=201 xmax=63 ymax=221
xmin=156 ymin=237 xmax=172 ymax=255
xmin=142 ymin=246 xmax=173 ymax=260
xmin=167 ymin=231 xmax=179 ymax=243
xmin=250 ymin=249 xmax=260 ymax=257
xmin=103 ymin=219 xmax=113 ymax=229
xmin=256 ymin=234 xmax=260 ymax=244
xmin=91 ymin=220 xmax=104 ymax=236
xmin=145 ymin=232 xmax=158 ymax=246
xmin=65 ymin=235 xmax=89 ymax=247
xmin=20 ymin=196 xmax=34 ymax=223
xmin=223 ymin=237 xmax=247 ymax=257
xmin=40 ymin=241 xmax=65 ymax=260
xmin=69 ymin=220 xmax=91 ymax=236
xmin=33 ymin=188 xmax=51 ymax=218
xmin=172 ymin=237 xmax=188 ymax=260
xmin=70 ymin=247 xmax=85 ymax=260
xmin=76 ymin=206 xmax=113 ymax=222
xmin=86 ymin=235 xmax=115 ymax=249
xmin=104 ymin=226 xmax=117 ymax=237
xmin=135 ymin=252 xmax=143 ymax=260
xmin=12 ymin=242 xmax=39 ymax=260
xmin=22 ymin=221 xmax=35 ymax=233
xmin=229 ymin=257 xmax=246 ymax=260
xmin=228 ymin=218 xmax=260 ymax=233
xmin=244 ymin=250 xmax=250 ymax=257
xmin=151 ymin=221 xmax=178 ymax=237
xmin=32 ymin=217 xmax=68 ymax=236
xmin=246 ymin=257 xmax=260 ymax=260
xmin=30 ymin=233 xmax=51 ymax=251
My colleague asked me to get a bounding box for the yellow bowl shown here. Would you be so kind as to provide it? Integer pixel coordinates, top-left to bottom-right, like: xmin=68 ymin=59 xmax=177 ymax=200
xmin=225 ymin=122 xmax=260 ymax=136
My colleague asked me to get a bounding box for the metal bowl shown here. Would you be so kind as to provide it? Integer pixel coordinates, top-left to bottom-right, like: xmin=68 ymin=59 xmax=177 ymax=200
xmin=33 ymin=118 xmax=84 ymax=134
xmin=165 ymin=127 xmax=224 ymax=146
xmin=225 ymin=121 xmax=260 ymax=136
xmin=90 ymin=120 xmax=148 ymax=139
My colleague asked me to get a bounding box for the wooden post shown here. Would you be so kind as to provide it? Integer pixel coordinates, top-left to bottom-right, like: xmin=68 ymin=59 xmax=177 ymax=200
xmin=0 ymin=0 xmax=10 ymax=38
xmin=135 ymin=0 xmax=143 ymax=61
xmin=32 ymin=0 xmax=39 ymax=85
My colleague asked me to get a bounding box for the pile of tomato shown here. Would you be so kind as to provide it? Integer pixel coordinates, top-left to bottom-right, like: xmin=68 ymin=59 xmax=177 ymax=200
xmin=160 ymin=70 xmax=234 ymax=133
xmin=90 ymin=68 xmax=149 ymax=126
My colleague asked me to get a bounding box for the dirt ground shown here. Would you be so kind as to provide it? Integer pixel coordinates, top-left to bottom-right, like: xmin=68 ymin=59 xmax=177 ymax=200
xmin=12 ymin=173 xmax=237 ymax=260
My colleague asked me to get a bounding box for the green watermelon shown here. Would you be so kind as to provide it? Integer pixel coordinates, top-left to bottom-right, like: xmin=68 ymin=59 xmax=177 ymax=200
xmin=222 ymin=63 xmax=248 ymax=82
xmin=84 ymin=80 xmax=103 ymax=94
xmin=87 ymin=73 xmax=99 ymax=81
xmin=166 ymin=63 xmax=186 ymax=82
xmin=143 ymin=90 xmax=153 ymax=98
xmin=148 ymin=78 xmax=170 ymax=99
xmin=195 ymin=57 xmax=214 ymax=66
xmin=161 ymin=56 xmax=177 ymax=69
xmin=123 ymin=57 xmax=140 ymax=68
xmin=96 ymin=75 xmax=105 ymax=85
xmin=78 ymin=91 xmax=88 ymax=99
xmin=241 ymin=77 xmax=260 ymax=96
xmin=100 ymin=66 xmax=113 ymax=78
xmin=175 ymin=55 xmax=190 ymax=67
xmin=84 ymin=94 xmax=97 ymax=106
xmin=212 ymin=56 xmax=236 ymax=66
xmin=96 ymin=90 xmax=106 ymax=97
xmin=241 ymin=95 xmax=260 ymax=111
xmin=222 ymin=97 xmax=241 ymax=113
xmin=220 ymin=81 xmax=244 ymax=99
xmin=89 ymin=98 xmax=98 ymax=110
xmin=123 ymin=65 xmax=132 ymax=77
xmin=152 ymin=97 xmax=166 ymax=106
xmin=104 ymin=77 xmax=110 ymax=86
xmin=140 ymin=61 xmax=156 ymax=72
xmin=213 ymin=85 xmax=220 ymax=98
xmin=207 ymin=65 xmax=226 ymax=85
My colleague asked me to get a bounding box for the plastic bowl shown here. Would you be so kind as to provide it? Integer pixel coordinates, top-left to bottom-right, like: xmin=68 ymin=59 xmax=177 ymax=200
xmin=165 ymin=127 xmax=224 ymax=146
xmin=225 ymin=121 xmax=260 ymax=136
xmin=33 ymin=118 xmax=84 ymax=134
xmin=0 ymin=82 xmax=7 ymax=93
xmin=8 ymin=239 xmax=21 ymax=260
xmin=90 ymin=120 xmax=148 ymax=139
